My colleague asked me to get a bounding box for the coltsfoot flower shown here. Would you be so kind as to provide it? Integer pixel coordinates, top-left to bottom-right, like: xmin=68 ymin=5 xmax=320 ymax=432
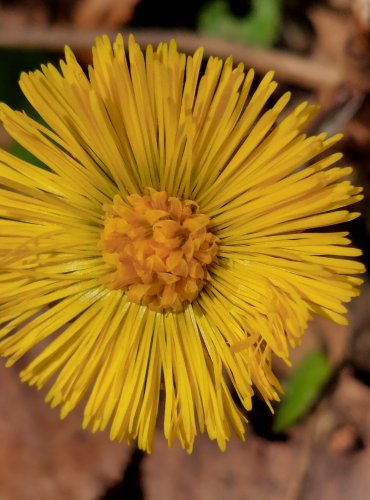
xmin=0 ymin=34 xmax=365 ymax=452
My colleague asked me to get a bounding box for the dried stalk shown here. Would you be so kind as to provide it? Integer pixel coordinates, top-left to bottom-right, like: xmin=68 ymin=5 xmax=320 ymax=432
xmin=0 ymin=27 xmax=344 ymax=90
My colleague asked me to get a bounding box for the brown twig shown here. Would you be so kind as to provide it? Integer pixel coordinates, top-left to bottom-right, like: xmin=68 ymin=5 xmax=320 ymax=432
xmin=307 ymin=90 xmax=365 ymax=136
xmin=0 ymin=27 xmax=344 ymax=90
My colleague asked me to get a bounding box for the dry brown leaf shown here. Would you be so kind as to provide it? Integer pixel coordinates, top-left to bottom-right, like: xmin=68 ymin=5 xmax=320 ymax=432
xmin=0 ymin=363 xmax=131 ymax=500
xmin=298 ymin=371 xmax=370 ymax=500
xmin=308 ymin=5 xmax=352 ymax=63
xmin=143 ymin=372 xmax=370 ymax=500
xmin=329 ymin=370 xmax=370 ymax=441
xmin=0 ymin=6 xmax=47 ymax=28
xmin=329 ymin=0 xmax=353 ymax=11
xmin=72 ymin=0 xmax=140 ymax=28
xmin=353 ymin=0 xmax=370 ymax=36
xmin=143 ymin=430 xmax=304 ymax=500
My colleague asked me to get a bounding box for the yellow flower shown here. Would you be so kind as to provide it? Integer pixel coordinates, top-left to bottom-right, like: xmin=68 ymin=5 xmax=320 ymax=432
xmin=0 ymin=34 xmax=365 ymax=453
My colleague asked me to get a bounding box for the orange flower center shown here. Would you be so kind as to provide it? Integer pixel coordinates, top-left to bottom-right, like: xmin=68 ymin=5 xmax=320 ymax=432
xmin=99 ymin=188 xmax=218 ymax=311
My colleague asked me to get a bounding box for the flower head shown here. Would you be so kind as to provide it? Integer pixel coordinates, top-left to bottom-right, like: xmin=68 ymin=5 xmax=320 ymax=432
xmin=0 ymin=35 xmax=365 ymax=452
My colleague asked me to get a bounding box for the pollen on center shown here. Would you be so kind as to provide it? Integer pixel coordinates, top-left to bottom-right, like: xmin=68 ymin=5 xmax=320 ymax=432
xmin=99 ymin=188 xmax=218 ymax=311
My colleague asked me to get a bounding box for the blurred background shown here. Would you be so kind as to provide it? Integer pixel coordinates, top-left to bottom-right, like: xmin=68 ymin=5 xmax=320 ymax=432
xmin=0 ymin=1 xmax=369 ymax=499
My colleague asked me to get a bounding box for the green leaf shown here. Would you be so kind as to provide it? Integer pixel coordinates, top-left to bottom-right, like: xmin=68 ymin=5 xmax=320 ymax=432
xmin=273 ymin=351 xmax=331 ymax=432
xmin=197 ymin=0 xmax=282 ymax=48
xmin=9 ymin=141 xmax=49 ymax=170
xmin=0 ymin=48 xmax=55 ymax=168
xmin=0 ymin=48 xmax=52 ymax=109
